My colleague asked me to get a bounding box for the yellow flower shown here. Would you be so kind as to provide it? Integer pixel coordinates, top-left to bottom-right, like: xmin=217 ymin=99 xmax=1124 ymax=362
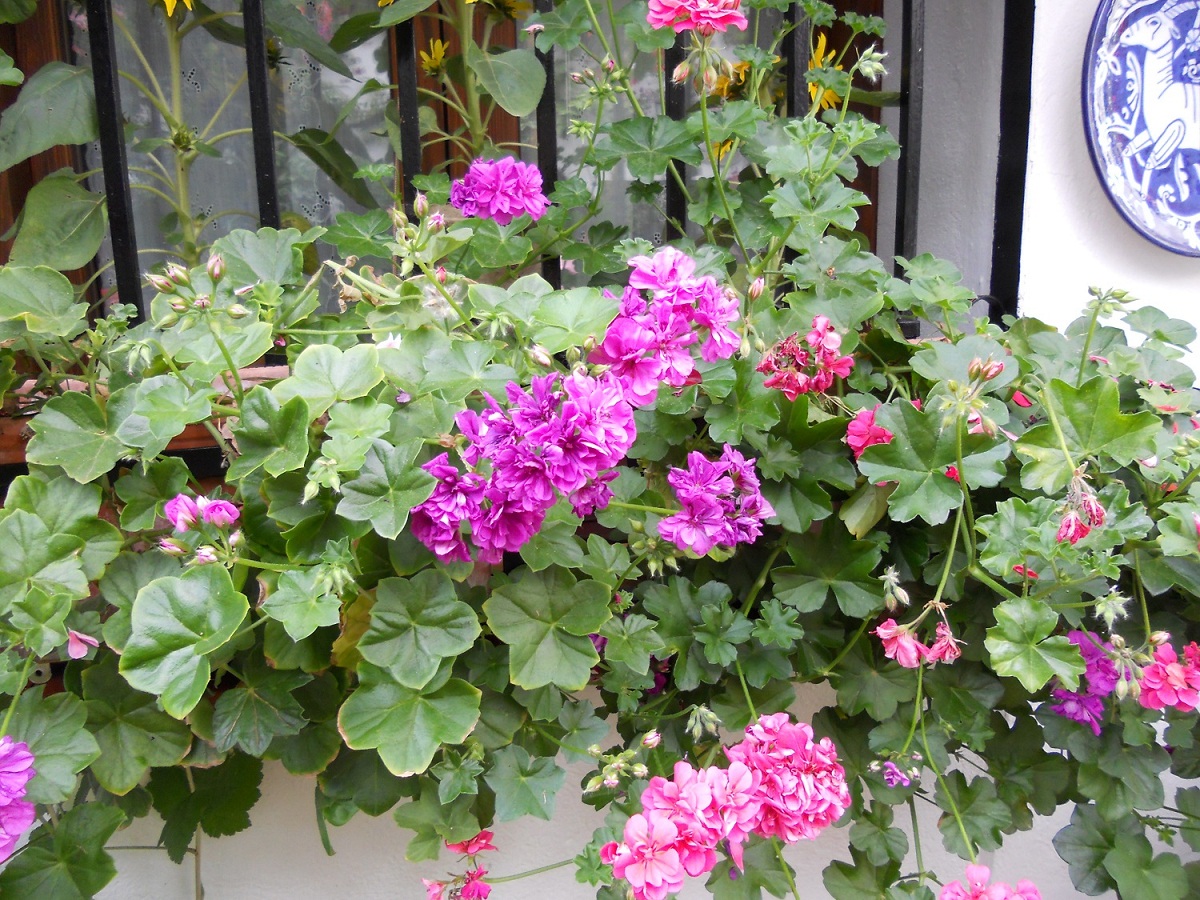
xmin=711 ymin=138 xmax=735 ymax=162
xmin=808 ymin=31 xmax=843 ymax=111
xmin=478 ymin=0 xmax=532 ymax=20
xmin=419 ymin=39 xmax=449 ymax=77
xmin=160 ymin=0 xmax=193 ymax=15
xmin=713 ymin=61 xmax=749 ymax=100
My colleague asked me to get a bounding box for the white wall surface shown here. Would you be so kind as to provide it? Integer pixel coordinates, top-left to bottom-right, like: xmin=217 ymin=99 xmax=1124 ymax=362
xmin=1018 ymin=1 xmax=1200 ymax=331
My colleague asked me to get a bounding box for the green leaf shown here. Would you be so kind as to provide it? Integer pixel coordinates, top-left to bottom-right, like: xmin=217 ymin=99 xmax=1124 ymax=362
xmin=263 ymin=0 xmax=352 ymax=77
xmin=642 ymin=578 xmax=727 ymax=691
xmin=934 ymin=771 xmax=1013 ymax=858
xmin=0 ymin=0 xmax=34 ymax=24
xmin=705 ymin=357 xmax=781 ymax=444
xmin=592 ymin=116 xmax=704 ymax=182
xmin=286 ymin=128 xmax=379 ymax=209
xmin=711 ymin=837 xmax=798 ymax=899
xmin=392 ymin=785 xmax=480 ymax=859
xmin=695 ymin=604 xmax=753 ymax=666
xmin=557 ymin=699 xmax=609 ymax=763
xmin=1015 ymin=377 xmax=1160 ymax=492
xmin=849 ymin=803 xmax=909 ymax=866
xmin=148 ymin=753 xmax=263 ymax=863
xmin=0 ymin=63 xmax=97 ymax=171
xmin=359 ymin=571 xmax=481 ymax=689
xmin=768 ymin=177 xmax=866 ymax=239
xmin=431 ymin=750 xmax=484 ymax=804
xmin=0 ymin=265 xmax=86 ymax=340
xmin=260 ymin=567 xmax=342 ymax=641
xmin=519 ymin=503 xmax=585 ymax=571
xmin=114 ymin=457 xmax=190 ymax=530
xmin=1053 ymin=803 xmax=1138 ymax=895
xmin=322 ymin=209 xmax=393 ymax=258
xmin=1178 ymin=787 xmax=1200 ymax=852
xmin=774 ymin=523 xmax=884 ymax=616
xmin=858 ymin=402 xmax=1010 ymax=525
xmin=833 ymin=643 xmax=916 ymax=720
xmin=0 ymin=509 xmax=87 ymax=616
xmin=119 ymin=565 xmax=250 ymax=718
xmin=320 ymin=748 xmax=413 ymax=816
xmin=599 ymin=613 xmax=665 ymax=675
xmin=83 ymin=654 xmax=191 ymax=795
xmin=984 ymin=596 xmax=1085 ymax=692
xmin=0 ymin=804 xmax=124 ymax=899
xmin=1104 ymin=834 xmax=1188 ymax=900
xmin=10 ymin=175 xmax=106 ymax=270
xmin=527 ymin=287 xmax=619 ymax=353
xmin=337 ymin=440 xmax=435 ymax=539
xmin=484 ymin=745 xmax=566 ymax=821
xmin=464 ymin=45 xmax=545 ymax=118
xmin=273 ymin=343 xmax=383 ymax=417
xmin=483 ymin=567 xmax=612 ymax=691
xmin=27 ymin=391 xmax=128 ymax=482
xmin=115 ymin=374 xmax=216 ymax=459
xmin=376 ymin=0 xmax=437 ymax=26
xmin=211 ymin=227 xmax=306 ymax=285
xmin=909 ymin=334 xmax=1018 ymax=392
xmin=338 ymin=663 xmax=481 ymax=776
xmin=5 ymin=689 xmax=100 ymax=804
xmin=1076 ymin=729 xmax=1170 ymax=819
xmin=212 ymin=658 xmax=310 ymax=756
xmin=822 ymin=848 xmax=901 ymax=900
xmin=228 ymin=387 xmax=312 ymax=479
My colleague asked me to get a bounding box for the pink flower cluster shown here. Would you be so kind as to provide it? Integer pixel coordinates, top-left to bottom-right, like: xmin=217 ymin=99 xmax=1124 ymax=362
xmin=604 ymin=714 xmax=849 ymax=900
xmin=1055 ymin=475 xmax=1106 ymax=545
xmin=657 ymin=446 xmax=774 ymax=556
xmin=646 ymin=0 xmax=748 ymax=34
xmin=164 ymin=493 xmax=240 ymax=531
xmin=449 ymin=157 xmax=549 ymax=226
xmin=411 ymin=372 xmax=636 ymax=564
xmin=423 ymin=831 xmax=495 ymax=899
xmin=1138 ymin=642 xmax=1200 ymax=713
xmin=940 ymin=864 xmax=1041 ymax=900
xmin=756 ymin=317 xmax=854 ymax=401
xmin=874 ymin=619 xmax=962 ymax=669
xmin=589 ymin=248 xmax=740 ymax=406
xmin=0 ymin=736 xmax=36 ymax=863
xmin=845 ymin=405 xmax=893 ymax=459
xmin=1050 ymin=631 xmax=1119 ymax=736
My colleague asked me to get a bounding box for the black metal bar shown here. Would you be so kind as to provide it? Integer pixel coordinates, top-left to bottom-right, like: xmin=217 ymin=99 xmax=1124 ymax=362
xmin=663 ymin=38 xmax=686 ymax=241
xmin=892 ymin=0 xmax=924 ymax=270
xmin=393 ymin=20 xmax=423 ymax=214
xmin=85 ymin=0 xmax=142 ymax=320
xmin=533 ymin=0 xmax=560 ymax=288
xmin=987 ymin=0 xmax=1035 ymax=325
xmin=243 ymin=0 xmax=280 ymax=228
xmin=785 ymin=2 xmax=807 ymax=119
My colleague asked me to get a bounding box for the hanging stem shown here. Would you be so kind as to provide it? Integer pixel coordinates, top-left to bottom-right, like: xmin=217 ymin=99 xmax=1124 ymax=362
xmin=0 ymin=655 xmax=35 ymax=740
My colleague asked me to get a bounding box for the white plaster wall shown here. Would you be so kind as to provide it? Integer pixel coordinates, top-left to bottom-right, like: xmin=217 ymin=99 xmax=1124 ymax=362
xmin=1018 ymin=1 xmax=1200 ymax=332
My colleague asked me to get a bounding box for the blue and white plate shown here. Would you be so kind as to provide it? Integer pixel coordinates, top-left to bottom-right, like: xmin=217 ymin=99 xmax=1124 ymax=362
xmin=1084 ymin=0 xmax=1200 ymax=256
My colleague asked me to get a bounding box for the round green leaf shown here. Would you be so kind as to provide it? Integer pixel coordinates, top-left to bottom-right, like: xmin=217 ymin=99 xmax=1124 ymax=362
xmin=463 ymin=45 xmax=545 ymax=118
xmin=273 ymin=343 xmax=383 ymax=417
xmin=0 ymin=265 xmax=86 ymax=340
xmin=336 ymin=440 xmax=436 ymax=539
xmin=26 ymin=391 xmax=128 ymax=482
xmin=261 ymin=567 xmax=342 ymax=641
xmin=10 ymin=175 xmax=107 ymax=270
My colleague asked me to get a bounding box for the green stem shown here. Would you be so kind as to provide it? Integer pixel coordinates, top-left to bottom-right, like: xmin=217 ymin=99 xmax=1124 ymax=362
xmin=930 ymin=505 xmax=962 ymax=607
xmin=1034 ymin=381 xmax=1079 ymax=473
xmin=954 ymin=423 xmax=976 ymax=563
xmin=899 ymin=663 xmax=924 ymax=756
xmin=606 ymin=499 xmax=676 ymax=517
xmin=199 ymin=73 xmax=248 ymax=140
xmin=454 ymin=0 xmax=485 ymax=153
xmin=819 ymin=618 xmax=870 ymax=677
xmin=1133 ymin=551 xmax=1153 ymax=641
xmin=741 ymin=543 xmax=784 ymax=618
xmin=968 ymin=566 xmax=1018 ymax=601
xmin=734 ymin=659 xmax=757 ymax=720
xmin=228 ymin=614 xmax=269 ymax=645
xmin=209 ymin=331 xmax=245 ymax=405
xmin=908 ymin=797 xmax=926 ymax=885
xmin=487 ymin=859 xmax=573 ymax=884
xmin=0 ymin=655 xmax=35 ymax=739
xmin=1075 ymin=303 xmax=1103 ymax=389
xmin=699 ymin=88 xmax=750 ymax=262
xmin=114 ymin=16 xmax=170 ymax=113
xmin=920 ymin=713 xmax=975 ymax=864
xmin=771 ymin=837 xmax=802 ymax=900
xmin=229 ymin=557 xmax=293 ymax=573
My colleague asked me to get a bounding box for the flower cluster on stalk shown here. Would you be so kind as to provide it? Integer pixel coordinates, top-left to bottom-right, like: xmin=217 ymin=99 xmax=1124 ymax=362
xmin=756 ymin=316 xmax=855 ymax=401
xmin=423 ymin=830 xmax=495 ymax=900
xmin=1054 ymin=469 xmax=1106 ymax=545
xmin=657 ymin=445 xmax=774 ymax=556
xmin=449 ymin=157 xmax=549 ymax=226
xmin=589 ymin=248 xmax=741 ymax=406
xmin=939 ymin=864 xmax=1041 ymax=900
xmin=160 ymin=492 xmax=242 ymax=565
xmin=0 ymin=736 xmax=36 ymax=863
xmin=411 ymin=372 xmax=636 ymax=564
xmin=603 ymin=714 xmax=849 ymax=900
xmin=1138 ymin=641 xmax=1200 ymax=713
xmin=874 ymin=609 xmax=963 ymax=669
xmin=1049 ymin=631 xmax=1122 ymax=735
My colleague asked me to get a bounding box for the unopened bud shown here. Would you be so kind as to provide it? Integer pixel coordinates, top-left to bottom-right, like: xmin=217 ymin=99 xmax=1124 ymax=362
xmin=166 ymin=263 xmax=190 ymax=287
xmin=158 ymin=312 xmax=180 ymax=328
xmin=227 ymin=303 xmax=250 ymax=319
xmin=435 ymin=266 xmax=448 ymax=284
xmin=748 ymin=276 xmax=765 ymax=300
xmin=1110 ymin=633 xmax=1127 ymax=650
xmin=169 ymin=298 xmax=188 ymax=312
xmin=159 ymin=538 xmax=188 ymax=556
xmin=702 ymin=66 xmax=718 ymax=93
xmin=193 ymin=295 xmax=211 ymax=310
xmin=1150 ymin=631 xmax=1171 ymax=647
xmin=642 ymin=730 xmax=661 ymax=749
xmin=967 ymin=358 xmax=984 ymax=380
xmin=191 ymin=546 xmax=219 ymax=565
xmin=147 ymin=272 xmax=175 ymax=293
xmin=583 ymin=775 xmax=604 ymax=794
xmin=228 ymin=529 xmax=243 ymax=549
xmin=672 ymin=61 xmax=690 ymax=85
xmin=631 ymin=763 xmax=648 ymax=778
xmin=529 ymin=345 xmax=553 ymax=367
xmin=604 ymin=57 xmax=615 ymax=73
xmin=525 ymin=22 xmax=544 ymax=34
xmin=427 ymin=211 xmax=445 ymax=233
xmin=206 ymin=254 xmax=225 ymax=283
xmin=982 ymin=359 xmax=1005 ymax=380
xmin=570 ymin=71 xmax=584 ymax=84
xmin=413 ymin=193 xmax=429 ymax=217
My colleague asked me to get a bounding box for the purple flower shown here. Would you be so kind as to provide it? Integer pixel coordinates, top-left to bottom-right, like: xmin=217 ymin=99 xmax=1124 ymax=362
xmin=164 ymin=494 xmax=199 ymax=531
xmin=1069 ymin=630 xmax=1119 ymax=697
xmin=1049 ymin=688 xmax=1106 ymax=736
xmin=0 ymin=736 xmax=36 ymax=863
xmin=657 ymin=446 xmax=773 ymax=556
xmin=450 ymin=157 xmax=549 ymax=226
xmin=882 ymin=761 xmax=911 ymax=788
xmin=410 ymin=454 xmax=487 ymax=564
xmin=199 ymin=498 xmax=240 ymax=528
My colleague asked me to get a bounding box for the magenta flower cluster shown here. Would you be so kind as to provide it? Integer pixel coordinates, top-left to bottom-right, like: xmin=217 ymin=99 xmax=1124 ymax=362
xmin=449 ymin=157 xmax=549 ymax=226
xmin=0 ymin=736 xmax=36 ymax=863
xmin=603 ymin=714 xmax=850 ymax=900
xmin=410 ymin=372 xmax=636 ymax=564
xmin=756 ymin=316 xmax=855 ymax=401
xmin=657 ymin=446 xmax=774 ymax=556
xmin=164 ymin=493 xmax=240 ymax=531
xmin=646 ymin=0 xmax=748 ymax=35
xmin=589 ymin=248 xmax=741 ymax=406
xmin=1049 ymin=630 xmax=1120 ymax=735
xmin=940 ymin=864 xmax=1041 ymax=900
xmin=1138 ymin=641 xmax=1200 ymax=713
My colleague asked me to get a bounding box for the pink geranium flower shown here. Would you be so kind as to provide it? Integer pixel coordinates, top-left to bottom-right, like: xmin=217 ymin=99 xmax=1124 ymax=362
xmin=874 ymin=618 xmax=930 ymax=668
xmin=611 ymin=813 xmax=687 ymax=900
xmin=646 ymin=0 xmax=748 ymax=33
xmin=460 ymin=867 xmax=491 ymax=900
xmin=66 ymin=630 xmax=100 ymax=660
xmin=846 ymin=406 xmax=893 ymax=459
xmin=450 ymin=157 xmax=549 ymax=226
xmin=939 ymin=864 xmax=1041 ymax=900
xmin=164 ymin=494 xmax=199 ymax=531
xmin=926 ymin=621 xmax=962 ymax=665
xmin=446 ymin=830 xmax=496 ymax=855
xmin=198 ymin=498 xmax=240 ymax=528
xmin=1138 ymin=642 xmax=1200 ymax=712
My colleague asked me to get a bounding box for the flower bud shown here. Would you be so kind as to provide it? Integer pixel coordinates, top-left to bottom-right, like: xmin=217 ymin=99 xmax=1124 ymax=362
xmin=206 ymin=253 xmax=225 ymax=283
xmin=748 ymin=276 xmax=765 ymax=300
xmin=528 ymin=345 xmax=553 ymax=368
xmin=583 ymin=775 xmax=604 ymax=794
xmin=193 ymin=295 xmax=211 ymax=310
xmin=631 ymin=763 xmax=648 ymax=778
xmin=427 ymin=211 xmax=446 ymax=233
xmin=525 ymin=22 xmax=544 ymax=34
xmin=1149 ymin=631 xmax=1171 ymax=647
xmin=603 ymin=57 xmax=615 ymax=73
xmin=147 ymin=272 xmax=175 ymax=294
xmin=169 ymin=298 xmax=188 ymax=312
xmin=166 ymin=263 xmax=191 ymax=287
xmin=982 ymin=359 xmax=1005 ymax=380
xmin=413 ymin=193 xmax=429 ymax=217
xmin=228 ymin=529 xmax=243 ymax=549
xmin=227 ymin=303 xmax=250 ymax=319
xmin=967 ymin=358 xmax=984 ymax=380
xmin=191 ymin=546 xmax=219 ymax=565
xmin=435 ymin=266 xmax=448 ymax=284
xmin=158 ymin=538 xmax=188 ymax=556
xmin=157 ymin=312 xmax=180 ymax=328
xmin=570 ymin=72 xmax=584 ymax=84
xmin=390 ymin=207 xmax=408 ymax=230
xmin=701 ymin=66 xmax=718 ymax=93
xmin=672 ymin=61 xmax=690 ymax=85
xmin=602 ymin=771 xmax=620 ymax=788
xmin=642 ymin=730 xmax=661 ymax=749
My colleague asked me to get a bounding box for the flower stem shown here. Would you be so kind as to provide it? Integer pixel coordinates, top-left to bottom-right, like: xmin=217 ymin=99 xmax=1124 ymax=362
xmin=899 ymin=662 xmax=924 ymax=756
xmin=734 ymin=659 xmax=757 ymax=720
xmin=818 ymin=618 xmax=870 ymax=677
xmin=770 ymin=835 xmax=802 ymax=900
xmin=908 ymin=797 xmax=926 ymax=885
xmin=919 ymin=713 xmax=975 ymax=864
xmin=1133 ymin=551 xmax=1153 ymax=642
xmin=741 ymin=543 xmax=784 ymax=619
xmin=0 ymin=655 xmax=35 ymax=739
xmin=605 ymin=500 xmax=676 ymax=517
xmin=487 ymin=858 xmax=573 ymax=884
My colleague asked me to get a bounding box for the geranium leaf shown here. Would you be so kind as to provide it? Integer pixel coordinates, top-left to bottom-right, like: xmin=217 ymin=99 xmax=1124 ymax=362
xmin=934 ymin=771 xmax=1013 ymax=858
xmin=359 ymin=571 xmax=481 ymax=689
xmin=0 ymin=508 xmax=88 ymax=616
xmin=336 ymin=439 xmax=435 ymax=539
xmin=0 ymin=803 xmax=124 ymax=899
xmin=212 ymin=659 xmax=310 ymax=756
xmin=114 ymin=457 xmax=190 ymax=530
xmin=5 ymin=689 xmax=100 ymax=804
xmin=599 ymin=613 xmax=665 ymax=675
xmin=338 ymin=663 xmax=481 ymax=776
xmin=119 ymin=565 xmax=249 ymax=718
xmin=10 ymin=175 xmax=106 ymax=271
xmin=228 ymin=387 xmax=312 ymax=479
xmin=26 ymin=391 xmax=128 ymax=482
xmin=484 ymin=567 xmax=612 ymax=691
xmin=1053 ymin=803 xmax=1136 ymax=895
xmin=910 ymin=334 xmax=1018 ymax=392
xmin=319 ymin=748 xmax=412 ymax=816
xmin=527 ymin=287 xmax=619 ymax=353
xmin=147 ymin=752 xmax=263 ymax=863
xmin=484 ymin=745 xmax=566 ymax=821
xmin=1104 ymin=834 xmax=1188 ymax=900
xmin=833 ymin=643 xmax=917 ymax=720
xmin=642 ymin=578 xmax=727 ymax=691
xmin=705 ymin=357 xmax=781 ymax=444
xmin=115 ymin=374 xmax=216 ymax=460
xmin=774 ymin=522 xmax=885 ymax=617
xmin=260 ymin=567 xmax=342 ymax=641
xmin=431 ymin=749 xmax=484 ymax=804
xmin=984 ymin=596 xmax=1085 ymax=693
xmin=83 ymin=654 xmax=191 ymax=795
xmin=858 ymin=402 xmax=1010 ymax=525
xmin=392 ymin=785 xmax=481 ymax=859
xmin=1015 ymin=377 xmax=1160 ymax=493
xmin=592 ymin=116 xmax=703 ymax=182
xmin=1076 ymin=730 xmax=1169 ymax=820
xmin=273 ymin=343 xmax=383 ymax=417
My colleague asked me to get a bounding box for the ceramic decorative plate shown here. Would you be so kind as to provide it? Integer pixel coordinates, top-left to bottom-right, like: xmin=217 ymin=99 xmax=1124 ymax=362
xmin=1083 ymin=0 xmax=1200 ymax=256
